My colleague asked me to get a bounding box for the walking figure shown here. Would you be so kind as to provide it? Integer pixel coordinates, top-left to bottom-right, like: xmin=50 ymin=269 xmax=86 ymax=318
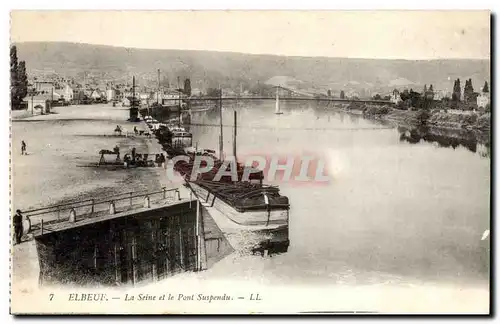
xmin=160 ymin=153 xmax=166 ymax=168
xmin=113 ymin=145 xmax=120 ymax=160
xmin=13 ymin=209 xmax=25 ymax=245
xmin=21 ymin=141 xmax=26 ymax=155
xmin=114 ymin=125 xmax=122 ymax=136
xmin=131 ymin=147 xmax=136 ymax=162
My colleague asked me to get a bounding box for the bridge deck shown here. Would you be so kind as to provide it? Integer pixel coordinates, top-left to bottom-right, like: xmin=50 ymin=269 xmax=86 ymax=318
xmin=184 ymin=96 xmax=393 ymax=105
xmin=31 ymin=197 xmax=194 ymax=238
xmin=25 ymin=187 xmax=185 ymax=237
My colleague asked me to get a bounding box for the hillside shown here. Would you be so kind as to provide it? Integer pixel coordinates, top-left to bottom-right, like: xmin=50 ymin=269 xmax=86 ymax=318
xmin=14 ymin=42 xmax=490 ymax=95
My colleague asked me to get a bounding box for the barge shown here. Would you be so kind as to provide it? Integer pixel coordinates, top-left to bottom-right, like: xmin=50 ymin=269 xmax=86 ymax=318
xmin=173 ymin=149 xmax=290 ymax=255
xmin=144 ymin=110 xmax=290 ymax=255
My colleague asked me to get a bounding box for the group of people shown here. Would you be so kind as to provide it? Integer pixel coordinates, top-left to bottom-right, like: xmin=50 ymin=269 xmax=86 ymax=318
xmin=122 ymin=147 xmax=166 ymax=168
xmin=155 ymin=153 xmax=166 ymax=167
xmin=133 ymin=126 xmax=151 ymax=138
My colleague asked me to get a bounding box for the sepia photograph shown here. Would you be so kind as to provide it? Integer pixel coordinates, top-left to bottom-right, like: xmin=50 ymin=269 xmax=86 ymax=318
xmin=9 ymin=10 xmax=491 ymax=314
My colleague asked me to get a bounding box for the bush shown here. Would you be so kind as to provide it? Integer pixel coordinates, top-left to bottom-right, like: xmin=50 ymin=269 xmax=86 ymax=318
xmin=347 ymin=101 xmax=365 ymax=111
xmin=364 ymin=105 xmax=391 ymax=117
xmin=416 ymin=109 xmax=431 ymax=125
xmin=477 ymin=113 xmax=491 ymax=130
xmin=396 ymin=101 xmax=408 ymax=110
xmin=462 ymin=113 xmax=478 ymax=126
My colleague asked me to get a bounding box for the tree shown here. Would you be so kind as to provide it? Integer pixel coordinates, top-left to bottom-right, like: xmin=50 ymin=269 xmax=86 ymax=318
xmin=408 ymin=89 xmax=422 ymax=109
xmin=183 ymin=78 xmax=191 ymax=96
xmin=483 ymin=81 xmax=489 ymax=93
xmin=464 ymin=78 xmax=474 ymax=103
xmin=423 ymin=84 xmax=427 ymax=93
xmin=400 ymin=89 xmax=410 ymax=101
xmin=416 ymin=109 xmax=431 ymax=125
xmin=17 ymin=61 xmax=28 ymax=103
xmin=340 ymin=90 xmax=345 ymax=99
xmin=427 ymin=84 xmax=435 ymax=100
xmin=453 ymin=78 xmax=461 ymax=102
xmin=10 ymin=45 xmax=19 ymax=109
xmin=327 ymin=89 xmax=331 ymax=97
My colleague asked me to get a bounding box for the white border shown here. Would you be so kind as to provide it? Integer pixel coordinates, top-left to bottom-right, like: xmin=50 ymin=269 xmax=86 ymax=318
xmin=2 ymin=1 xmax=497 ymax=323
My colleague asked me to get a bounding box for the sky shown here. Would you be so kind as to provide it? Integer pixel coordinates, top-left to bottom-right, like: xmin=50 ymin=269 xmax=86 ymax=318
xmin=10 ymin=10 xmax=491 ymax=60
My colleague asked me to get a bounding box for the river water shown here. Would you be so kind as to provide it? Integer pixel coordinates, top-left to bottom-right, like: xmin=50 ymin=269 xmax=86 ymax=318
xmin=188 ymin=100 xmax=490 ymax=288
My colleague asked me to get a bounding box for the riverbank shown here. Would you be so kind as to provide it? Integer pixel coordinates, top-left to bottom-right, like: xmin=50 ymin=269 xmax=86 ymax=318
xmin=343 ymin=103 xmax=491 ymax=140
xmin=11 ymin=104 xmax=183 ymax=298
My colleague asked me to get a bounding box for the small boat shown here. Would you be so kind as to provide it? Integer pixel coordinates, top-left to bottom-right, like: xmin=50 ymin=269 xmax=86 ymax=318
xmin=171 ymin=128 xmax=193 ymax=148
xmin=172 ymin=131 xmax=192 ymax=138
xmin=170 ymin=126 xmax=186 ymax=133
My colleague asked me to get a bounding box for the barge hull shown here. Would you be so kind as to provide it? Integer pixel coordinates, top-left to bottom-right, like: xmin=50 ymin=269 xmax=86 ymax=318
xmin=189 ymin=182 xmax=289 ymax=227
xmin=189 ymin=182 xmax=290 ymax=255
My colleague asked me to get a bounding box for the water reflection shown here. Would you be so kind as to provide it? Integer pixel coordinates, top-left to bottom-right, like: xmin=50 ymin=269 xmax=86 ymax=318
xmin=398 ymin=125 xmax=490 ymax=158
xmin=181 ymin=100 xmax=489 ymax=286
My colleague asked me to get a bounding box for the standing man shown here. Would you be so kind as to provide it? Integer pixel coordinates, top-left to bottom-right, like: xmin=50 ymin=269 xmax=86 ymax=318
xmin=21 ymin=140 xmax=26 ymax=155
xmin=131 ymin=147 xmax=136 ymax=162
xmin=13 ymin=209 xmax=23 ymax=245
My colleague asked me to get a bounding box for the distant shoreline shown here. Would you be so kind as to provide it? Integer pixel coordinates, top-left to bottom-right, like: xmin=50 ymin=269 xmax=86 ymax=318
xmin=340 ymin=105 xmax=491 ymax=144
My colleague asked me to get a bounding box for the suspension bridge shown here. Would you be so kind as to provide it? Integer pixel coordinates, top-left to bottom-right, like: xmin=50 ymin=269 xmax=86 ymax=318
xmin=186 ymin=85 xmax=394 ymax=105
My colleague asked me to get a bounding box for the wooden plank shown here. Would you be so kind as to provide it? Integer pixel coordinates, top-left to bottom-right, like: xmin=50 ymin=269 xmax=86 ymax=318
xmin=178 ymin=215 xmax=185 ymax=270
xmin=131 ymin=233 xmax=137 ymax=285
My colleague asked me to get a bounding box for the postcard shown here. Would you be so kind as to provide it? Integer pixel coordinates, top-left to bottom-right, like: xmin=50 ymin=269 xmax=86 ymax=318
xmin=9 ymin=10 xmax=491 ymax=315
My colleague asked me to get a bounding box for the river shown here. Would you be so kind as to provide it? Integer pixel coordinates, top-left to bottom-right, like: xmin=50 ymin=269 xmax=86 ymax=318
xmin=187 ymin=100 xmax=490 ymax=288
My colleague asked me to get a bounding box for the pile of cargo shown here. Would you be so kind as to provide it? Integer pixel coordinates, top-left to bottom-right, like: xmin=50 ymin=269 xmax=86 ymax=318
xmin=194 ymin=180 xmax=290 ymax=212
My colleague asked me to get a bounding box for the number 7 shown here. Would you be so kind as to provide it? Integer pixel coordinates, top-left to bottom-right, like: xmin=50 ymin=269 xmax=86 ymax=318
xmin=49 ymin=294 xmax=54 ymax=301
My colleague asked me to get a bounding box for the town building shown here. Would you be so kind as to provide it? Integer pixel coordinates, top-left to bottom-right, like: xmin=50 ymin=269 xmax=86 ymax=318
xmin=55 ymin=83 xmax=74 ymax=102
xmin=139 ymin=93 xmax=150 ymax=106
xmin=34 ymin=81 xmax=55 ymax=95
xmin=106 ymin=89 xmax=116 ymax=102
xmin=390 ymin=90 xmax=402 ymax=105
xmin=122 ymin=97 xmax=131 ymax=107
xmin=90 ymin=89 xmax=105 ymax=101
xmin=433 ymin=90 xmax=452 ymax=101
xmin=114 ymin=89 xmax=124 ymax=102
xmin=23 ymin=94 xmax=52 ymax=115
xmin=477 ymin=92 xmax=490 ymax=108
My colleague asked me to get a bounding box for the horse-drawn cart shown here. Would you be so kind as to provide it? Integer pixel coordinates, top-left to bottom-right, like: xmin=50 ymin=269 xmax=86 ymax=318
xmin=98 ymin=147 xmax=122 ymax=166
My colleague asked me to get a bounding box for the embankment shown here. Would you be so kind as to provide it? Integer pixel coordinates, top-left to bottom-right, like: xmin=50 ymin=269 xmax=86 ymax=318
xmin=345 ymin=102 xmax=491 ymax=135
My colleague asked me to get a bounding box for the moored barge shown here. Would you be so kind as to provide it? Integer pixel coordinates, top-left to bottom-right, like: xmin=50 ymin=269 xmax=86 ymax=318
xmin=145 ymin=112 xmax=290 ymax=255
